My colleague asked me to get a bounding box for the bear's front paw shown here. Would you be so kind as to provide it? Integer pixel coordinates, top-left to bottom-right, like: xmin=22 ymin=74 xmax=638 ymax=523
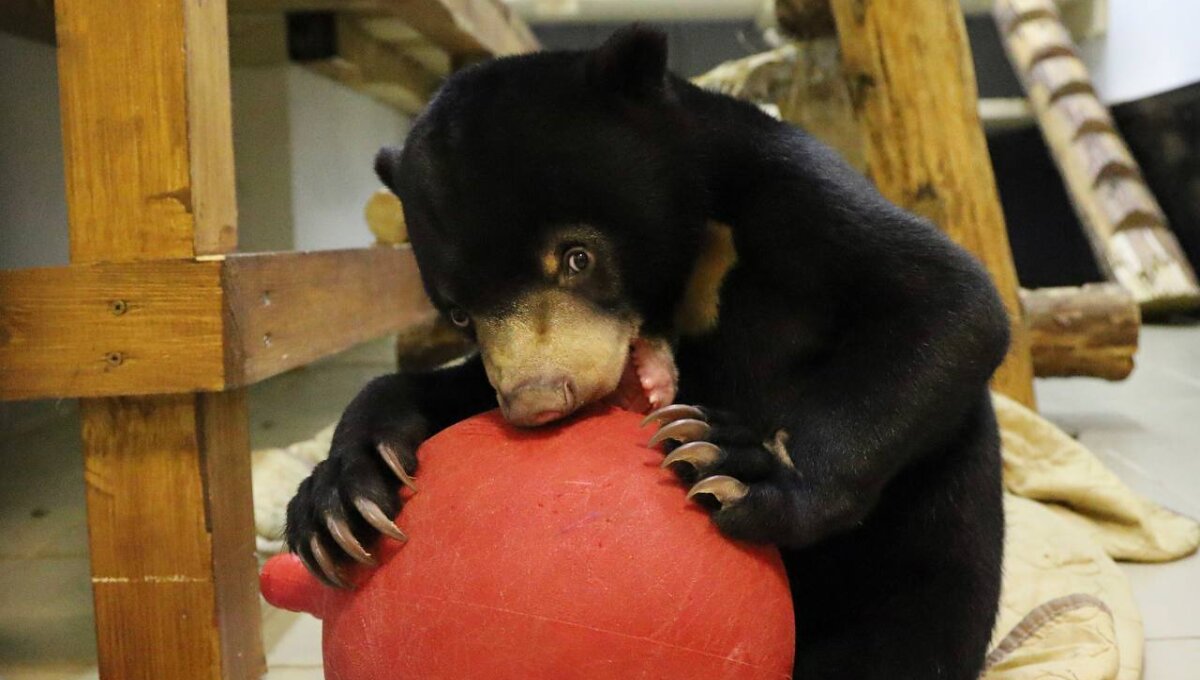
xmin=285 ymin=434 xmax=418 ymax=588
xmin=642 ymin=404 xmax=804 ymax=546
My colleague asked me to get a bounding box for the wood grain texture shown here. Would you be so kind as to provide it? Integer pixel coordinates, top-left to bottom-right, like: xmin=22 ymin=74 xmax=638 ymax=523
xmin=82 ymin=393 xmax=262 ymax=680
xmin=185 ymin=0 xmax=240 ymax=255
xmin=1022 ymin=283 xmax=1138 ymax=380
xmin=223 ymin=247 xmax=435 ymax=385
xmin=55 ymin=0 xmax=189 ymax=261
xmin=0 ymin=261 xmax=228 ymax=400
xmin=995 ymin=0 xmax=1200 ymax=312
xmin=197 ymin=390 xmax=263 ymax=680
xmin=830 ymin=0 xmax=1036 ymax=408
xmin=0 ymin=249 xmax=433 ymax=400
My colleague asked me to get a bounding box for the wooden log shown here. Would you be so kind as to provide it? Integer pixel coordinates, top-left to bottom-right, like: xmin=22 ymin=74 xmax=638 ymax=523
xmin=1006 ymin=18 xmax=1076 ymax=72
xmin=1022 ymin=283 xmax=1139 ymax=380
xmin=994 ymin=0 xmax=1200 ymax=312
xmin=830 ymin=0 xmax=1037 ymax=408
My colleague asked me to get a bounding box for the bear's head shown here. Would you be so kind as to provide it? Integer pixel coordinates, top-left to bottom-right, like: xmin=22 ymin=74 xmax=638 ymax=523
xmin=376 ymin=27 xmax=706 ymax=426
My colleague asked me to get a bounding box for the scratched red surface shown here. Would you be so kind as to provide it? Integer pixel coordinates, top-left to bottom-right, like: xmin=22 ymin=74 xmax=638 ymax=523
xmin=261 ymin=406 xmax=795 ymax=679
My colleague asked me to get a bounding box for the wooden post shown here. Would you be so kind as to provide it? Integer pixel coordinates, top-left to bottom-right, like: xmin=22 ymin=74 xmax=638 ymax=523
xmin=829 ymin=0 xmax=1037 ymax=408
xmin=55 ymin=0 xmax=263 ymax=677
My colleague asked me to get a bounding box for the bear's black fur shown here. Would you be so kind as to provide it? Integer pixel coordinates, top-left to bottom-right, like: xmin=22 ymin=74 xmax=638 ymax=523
xmin=287 ymin=26 xmax=1008 ymax=678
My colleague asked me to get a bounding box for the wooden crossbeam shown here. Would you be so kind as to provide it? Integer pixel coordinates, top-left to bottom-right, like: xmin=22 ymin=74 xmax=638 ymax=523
xmin=0 ymin=247 xmax=433 ymax=401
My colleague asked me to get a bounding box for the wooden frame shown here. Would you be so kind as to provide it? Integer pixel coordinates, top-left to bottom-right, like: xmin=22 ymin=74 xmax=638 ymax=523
xmin=0 ymin=0 xmax=534 ymax=677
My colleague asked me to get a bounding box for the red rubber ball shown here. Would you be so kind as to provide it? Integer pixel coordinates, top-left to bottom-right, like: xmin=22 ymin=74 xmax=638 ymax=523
xmin=261 ymin=406 xmax=795 ymax=679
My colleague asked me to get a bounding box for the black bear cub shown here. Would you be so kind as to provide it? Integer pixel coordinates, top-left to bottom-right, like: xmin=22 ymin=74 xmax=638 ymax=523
xmin=287 ymin=26 xmax=1009 ymax=679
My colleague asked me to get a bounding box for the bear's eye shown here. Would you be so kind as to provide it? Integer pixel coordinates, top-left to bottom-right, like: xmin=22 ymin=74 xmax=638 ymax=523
xmin=564 ymin=247 xmax=592 ymax=275
xmin=449 ymin=308 xmax=471 ymax=328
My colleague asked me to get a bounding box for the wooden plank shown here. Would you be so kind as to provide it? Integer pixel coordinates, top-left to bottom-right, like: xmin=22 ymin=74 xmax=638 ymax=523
xmin=831 ymin=0 xmax=1037 ymax=407
xmin=82 ymin=392 xmax=260 ymax=680
xmin=0 ymin=248 xmax=433 ymax=400
xmin=0 ymin=261 xmax=228 ymax=400
xmin=223 ymin=247 xmax=435 ymax=385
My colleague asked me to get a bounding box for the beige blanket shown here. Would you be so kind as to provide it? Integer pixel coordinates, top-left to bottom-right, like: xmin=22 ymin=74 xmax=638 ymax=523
xmin=985 ymin=393 xmax=1199 ymax=679
xmin=251 ymin=394 xmax=1200 ymax=678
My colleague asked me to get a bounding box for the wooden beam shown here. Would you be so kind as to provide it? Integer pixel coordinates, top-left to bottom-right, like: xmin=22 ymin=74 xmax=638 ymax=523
xmin=0 ymin=247 xmax=434 ymax=401
xmin=0 ymin=260 xmax=227 ymax=400
xmin=231 ymin=0 xmax=538 ymax=57
xmin=55 ymin=0 xmax=238 ymax=261
xmin=379 ymin=0 xmax=538 ymax=58
xmin=222 ymin=247 xmax=434 ymax=384
xmin=1022 ymin=283 xmax=1139 ymax=380
xmin=305 ymin=16 xmax=443 ymax=115
xmin=81 ymin=392 xmax=259 ymax=679
xmin=994 ymin=0 xmax=1200 ymax=313
xmin=830 ymin=0 xmax=1037 ymax=408
xmin=55 ymin=1 xmax=259 ymax=675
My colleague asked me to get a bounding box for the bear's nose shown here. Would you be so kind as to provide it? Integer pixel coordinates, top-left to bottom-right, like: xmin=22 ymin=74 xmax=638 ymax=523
xmin=498 ymin=376 xmax=576 ymax=427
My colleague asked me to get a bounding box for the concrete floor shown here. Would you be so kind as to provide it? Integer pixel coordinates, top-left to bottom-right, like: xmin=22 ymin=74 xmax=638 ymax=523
xmin=0 ymin=325 xmax=1197 ymax=679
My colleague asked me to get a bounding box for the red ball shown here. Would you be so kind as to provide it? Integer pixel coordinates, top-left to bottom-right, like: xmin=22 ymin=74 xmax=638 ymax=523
xmin=261 ymin=406 xmax=794 ymax=679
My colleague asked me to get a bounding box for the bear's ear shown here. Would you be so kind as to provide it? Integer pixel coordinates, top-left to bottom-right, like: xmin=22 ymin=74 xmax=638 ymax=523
xmin=374 ymin=145 xmax=403 ymax=192
xmin=587 ymin=25 xmax=668 ymax=99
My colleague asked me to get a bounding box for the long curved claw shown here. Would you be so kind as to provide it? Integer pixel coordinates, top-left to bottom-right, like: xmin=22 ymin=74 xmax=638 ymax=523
xmin=353 ymin=496 xmax=408 ymax=543
xmin=648 ymin=419 xmax=711 ymax=448
xmin=686 ymin=475 xmax=749 ymax=507
xmin=661 ymin=441 xmax=722 ymax=470
xmin=324 ymin=513 xmax=376 ymax=566
xmin=377 ymin=442 xmax=419 ymax=492
xmin=641 ymin=404 xmax=706 ymax=428
xmin=309 ymin=536 xmax=351 ymax=589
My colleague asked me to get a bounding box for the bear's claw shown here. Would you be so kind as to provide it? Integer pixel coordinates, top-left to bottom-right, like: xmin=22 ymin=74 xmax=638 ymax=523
xmin=647 ymin=418 xmax=711 ymax=447
xmin=309 ymin=536 xmax=351 ymax=589
xmin=378 ymin=442 xmax=419 ymax=492
xmin=661 ymin=441 xmax=722 ymax=470
xmin=353 ymin=497 xmax=408 ymax=543
xmin=325 ymin=513 xmax=376 ymax=566
xmin=687 ymin=475 xmax=749 ymax=507
xmin=640 ymin=403 xmax=705 ymax=427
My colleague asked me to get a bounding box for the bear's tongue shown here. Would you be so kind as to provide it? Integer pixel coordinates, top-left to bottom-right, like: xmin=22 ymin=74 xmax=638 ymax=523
xmin=607 ymin=337 xmax=678 ymax=414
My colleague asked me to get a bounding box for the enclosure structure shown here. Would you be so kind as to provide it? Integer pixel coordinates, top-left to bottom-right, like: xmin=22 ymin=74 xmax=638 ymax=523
xmin=0 ymin=1 xmax=535 ymax=677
